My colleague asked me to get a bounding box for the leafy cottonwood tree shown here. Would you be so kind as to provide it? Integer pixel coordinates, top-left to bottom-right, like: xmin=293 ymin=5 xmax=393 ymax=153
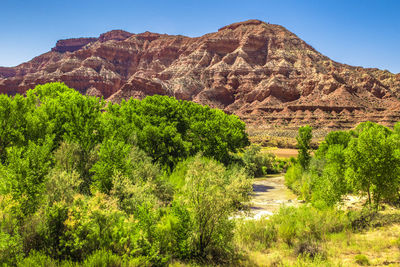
xmin=345 ymin=122 xmax=400 ymax=207
xmin=297 ymin=125 xmax=313 ymax=170
xmin=103 ymin=95 xmax=249 ymax=168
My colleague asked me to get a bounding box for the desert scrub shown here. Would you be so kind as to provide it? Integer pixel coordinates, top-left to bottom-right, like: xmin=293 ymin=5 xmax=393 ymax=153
xmin=234 ymin=217 xmax=277 ymax=250
xmin=268 ymin=206 xmax=348 ymax=246
xmin=234 ymin=205 xmax=350 ymax=253
xmin=354 ymin=254 xmax=370 ymax=265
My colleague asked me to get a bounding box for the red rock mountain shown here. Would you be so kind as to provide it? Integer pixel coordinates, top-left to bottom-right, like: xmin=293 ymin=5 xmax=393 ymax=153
xmin=1 ymin=20 xmax=400 ymax=129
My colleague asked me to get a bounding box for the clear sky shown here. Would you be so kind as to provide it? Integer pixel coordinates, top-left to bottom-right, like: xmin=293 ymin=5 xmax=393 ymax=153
xmin=1 ymin=0 xmax=399 ymax=73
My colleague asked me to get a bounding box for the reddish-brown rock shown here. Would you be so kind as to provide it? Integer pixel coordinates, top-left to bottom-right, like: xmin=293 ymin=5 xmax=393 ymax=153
xmin=1 ymin=20 xmax=400 ymax=129
xmin=52 ymin=38 xmax=98 ymax=53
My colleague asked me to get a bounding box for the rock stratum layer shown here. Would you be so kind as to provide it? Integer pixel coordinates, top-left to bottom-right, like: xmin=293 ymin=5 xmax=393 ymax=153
xmin=1 ymin=20 xmax=400 ymax=129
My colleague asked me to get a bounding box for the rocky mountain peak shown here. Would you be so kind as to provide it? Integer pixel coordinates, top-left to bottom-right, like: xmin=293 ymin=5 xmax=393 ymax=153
xmin=218 ymin=19 xmax=266 ymax=31
xmin=1 ymin=20 xmax=400 ymax=129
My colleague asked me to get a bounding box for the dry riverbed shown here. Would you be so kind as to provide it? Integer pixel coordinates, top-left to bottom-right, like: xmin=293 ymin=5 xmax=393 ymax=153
xmin=245 ymin=174 xmax=299 ymax=219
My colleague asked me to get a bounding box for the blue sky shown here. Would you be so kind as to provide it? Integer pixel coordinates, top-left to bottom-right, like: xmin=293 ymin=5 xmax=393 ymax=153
xmin=1 ymin=0 xmax=399 ymax=73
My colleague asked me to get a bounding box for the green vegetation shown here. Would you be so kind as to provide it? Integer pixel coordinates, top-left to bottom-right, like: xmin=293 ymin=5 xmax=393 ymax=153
xmin=296 ymin=125 xmax=312 ymax=170
xmin=2 ymin=82 xmax=400 ymax=266
xmin=286 ymin=122 xmax=400 ymax=208
xmin=0 ymin=83 xmax=252 ymax=265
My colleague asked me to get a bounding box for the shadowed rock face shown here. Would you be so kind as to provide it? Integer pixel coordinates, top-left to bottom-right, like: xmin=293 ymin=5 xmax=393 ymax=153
xmin=1 ymin=20 xmax=400 ymax=129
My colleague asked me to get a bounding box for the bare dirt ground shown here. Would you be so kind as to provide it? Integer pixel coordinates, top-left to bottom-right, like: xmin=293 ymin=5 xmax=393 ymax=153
xmin=264 ymin=148 xmax=298 ymax=158
xmin=247 ymin=174 xmax=299 ymax=219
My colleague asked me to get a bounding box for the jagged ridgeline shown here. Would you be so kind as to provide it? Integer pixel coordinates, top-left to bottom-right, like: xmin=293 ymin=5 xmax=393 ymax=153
xmin=1 ymin=20 xmax=400 ymax=129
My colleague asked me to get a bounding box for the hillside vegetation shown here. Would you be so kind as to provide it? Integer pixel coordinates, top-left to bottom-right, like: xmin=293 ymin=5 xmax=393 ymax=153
xmin=1 ymin=83 xmax=400 ymax=266
xmin=0 ymin=83 xmax=255 ymax=265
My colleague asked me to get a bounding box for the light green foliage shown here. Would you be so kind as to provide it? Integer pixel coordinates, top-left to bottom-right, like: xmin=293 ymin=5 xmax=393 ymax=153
xmin=313 ymin=144 xmax=349 ymax=206
xmin=59 ymin=193 xmax=160 ymax=262
xmin=45 ymin=169 xmax=82 ymax=205
xmin=5 ymin=136 xmax=54 ymax=215
xmin=296 ymin=125 xmax=313 ymax=170
xmin=242 ymin=145 xmax=276 ymax=177
xmin=110 ymin=172 xmax=157 ymax=214
xmin=17 ymin=250 xmax=59 ymax=267
xmin=354 ymin=254 xmax=370 ymax=265
xmin=346 ymin=122 xmax=400 ymax=207
xmin=271 ymin=206 xmax=348 ymax=246
xmin=285 ymin=163 xmax=303 ymax=194
xmin=316 ymin=130 xmax=351 ymax=159
xmin=288 ymin=122 xmax=400 ymax=208
xmin=90 ymin=139 xmax=132 ymax=194
xmin=0 ymin=83 xmax=253 ymax=265
xmin=0 ymin=95 xmax=29 ymax=163
xmin=234 ymin=205 xmax=349 ymax=260
xmin=0 ymin=194 xmax=24 ymax=265
xmin=175 ymin=155 xmax=252 ymax=260
xmin=28 ymin=83 xmax=105 ymax=151
xmin=234 ymin=218 xmax=277 ymax=250
xmin=91 ymin=140 xmax=160 ymax=194
xmin=53 ymin=141 xmax=99 ymax=193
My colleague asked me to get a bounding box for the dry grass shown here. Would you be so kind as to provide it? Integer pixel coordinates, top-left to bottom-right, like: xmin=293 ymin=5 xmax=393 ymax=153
xmin=236 ymin=220 xmax=400 ymax=267
xmin=325 ymin=224 xmax=400 ymax=266
xmin=247 ymin=125 xmax=326 ymax=149
xmin=262 ymin=147 xmax=298 ymax=158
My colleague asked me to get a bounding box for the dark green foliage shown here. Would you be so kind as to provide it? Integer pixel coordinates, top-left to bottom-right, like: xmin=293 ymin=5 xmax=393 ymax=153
xmin=103 ymin=95 xmax=249 ymax=168
xmin=316 ymin=130 xmax=351 ymax=159
xmin=354 ymin=254 xmax=370 ymax=266
xmin=346 ymin=122 xmax=400 ymax=207
xmin=0 ymin=82 xmax=251 ymax=265
xmin=287 ymin=121 xmax=400 ymax=208
xmin=296 ymin=125 xmax=313 ymax=170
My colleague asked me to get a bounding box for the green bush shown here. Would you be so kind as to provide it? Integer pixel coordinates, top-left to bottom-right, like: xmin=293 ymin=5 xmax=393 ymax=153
xmin=234 ymin=218 xmax=277 ymax=250
xmin=241 ymin=145 xmax=276 ymax=177
xmin=17 ymin=250 xmax=59 ymax=267
xmin=0 ymin=194 xmax=24 ymax=265
xmin=296 ymin=125 xmax=312 ymax=170
xmin=354 ymin=254 xmax=370 ymax=265
xmin=270 ymin=206 xmax=349 ymax=246
xmin=175 ymin=155 xmax=252 ymax=261
xmin=284 ymin=163 xmax=303 ymax=194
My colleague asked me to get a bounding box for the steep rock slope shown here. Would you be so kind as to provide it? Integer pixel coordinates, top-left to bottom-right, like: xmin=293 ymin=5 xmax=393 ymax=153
xmin=1 ymin=20 xmax=400 ymax=129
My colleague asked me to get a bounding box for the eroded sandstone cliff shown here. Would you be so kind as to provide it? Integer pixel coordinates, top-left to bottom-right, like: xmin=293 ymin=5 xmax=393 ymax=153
xmin=1 ymin=20 xmax=400 ymax=129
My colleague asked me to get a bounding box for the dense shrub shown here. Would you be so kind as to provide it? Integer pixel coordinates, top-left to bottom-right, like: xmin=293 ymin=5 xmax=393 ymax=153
xmin=241 ymin=145 xmax=276 ymax=177
xmin=296 ymin=125 xmax=312 ymax=170
xmin=234 ymin=205 xmax=349 ymax=259
xmin=0 ymin=83 xmax=252 ymax=265
xmin=174 ymin=155 xmax=252 ymax=261
xmin=288 ymin=122 xmax=400 ymax=208
xmin=234 ymin=218 xmax=277 ymax=250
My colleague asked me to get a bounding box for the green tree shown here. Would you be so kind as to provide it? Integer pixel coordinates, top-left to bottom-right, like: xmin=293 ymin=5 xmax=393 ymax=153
xmin=345 ymin=122 xmax=400 ymax=207
xmin=316 ymin=130 xmax=351 ymax=159
xmin=102 ymin=95 xmax=249 ymax=168
xmin=296 ymin=125 xmax=313 ymax=170
xmin=4 ymin=136 xmax=54 ymax=215
xmin=177 ymin=155 xmax=251 ymax=259
xmin=28 ymin=83 xmax=105 ymax=179
xmin=313 ymin=144 xmax=349 ymax=205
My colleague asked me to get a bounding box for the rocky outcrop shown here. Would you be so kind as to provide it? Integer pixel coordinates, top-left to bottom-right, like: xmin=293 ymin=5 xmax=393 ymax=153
xmin=52 ymin=38 xmax=98 ymax=53
xmin=1 ymin=20 xmax=400 ymax=129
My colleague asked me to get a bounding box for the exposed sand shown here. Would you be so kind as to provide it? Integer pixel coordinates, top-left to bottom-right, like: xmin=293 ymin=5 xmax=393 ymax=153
xmin=246 ymin=175 xmax=299 ymax=219
xmin=265 ymin=148 xmax=298 ymax=158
